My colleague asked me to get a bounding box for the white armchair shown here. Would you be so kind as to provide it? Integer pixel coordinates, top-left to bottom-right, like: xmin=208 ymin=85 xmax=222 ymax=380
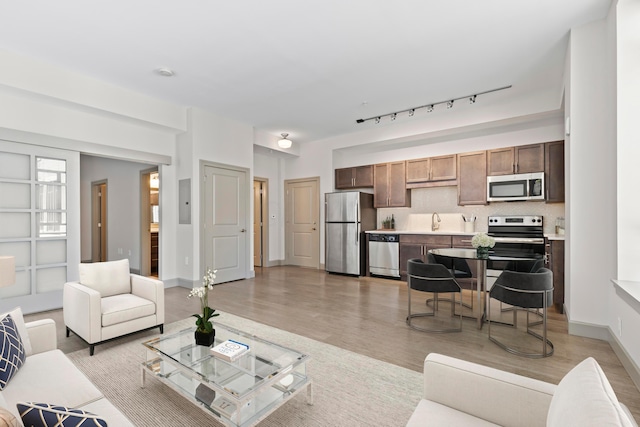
xmin=63 ymin=259 xmax=164 ymax=355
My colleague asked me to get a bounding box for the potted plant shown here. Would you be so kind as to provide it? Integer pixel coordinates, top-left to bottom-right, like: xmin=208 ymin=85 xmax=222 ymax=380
xmin=471 ymin=232 xmax=495 ymax=259
xmin=188 ymin=268 xmax=219 ymax=346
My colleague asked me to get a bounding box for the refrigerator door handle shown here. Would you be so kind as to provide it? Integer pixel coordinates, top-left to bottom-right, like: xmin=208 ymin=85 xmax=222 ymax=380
xmin=355 ymin=200 xmax=359 ymax=243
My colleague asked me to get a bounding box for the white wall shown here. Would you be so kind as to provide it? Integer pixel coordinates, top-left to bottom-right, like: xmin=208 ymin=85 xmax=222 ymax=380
xmin=254 ymin=149 xmax=286 ymax=262
xmin=79 ymin=155 xmax=156 ymax=270
xmin=566 ymin=14 xmax=617 ymax=332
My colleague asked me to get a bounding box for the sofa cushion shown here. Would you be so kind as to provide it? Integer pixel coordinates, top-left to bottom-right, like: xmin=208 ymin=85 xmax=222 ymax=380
xmin=406 ymin=399 xmax=500 ymax=427
xmin=16 ymin=402 xmax=107 ymax=427
xmin=79 ymin=259 xmax=131 ymax=297
xmin=0 ymin=315 xmax=25 ymax=391
xmin=547 ymin=357 xmax=634 ymax=427
xmin=101 ymin=294 xmax=155 ymax=327
xmin=0 ymin=309 xmax=31 ymax=357
xmin=2 ymin=350 xmax=103 ymax=421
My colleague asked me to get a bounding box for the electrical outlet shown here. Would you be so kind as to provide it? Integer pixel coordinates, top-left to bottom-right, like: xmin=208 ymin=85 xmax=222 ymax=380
xmin=618 ymin=317 xmax=622 ymax=337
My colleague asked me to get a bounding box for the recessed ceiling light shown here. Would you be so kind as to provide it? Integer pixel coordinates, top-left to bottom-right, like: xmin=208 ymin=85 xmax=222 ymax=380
xmin=155 ymin=67 xmax=175 ymax=77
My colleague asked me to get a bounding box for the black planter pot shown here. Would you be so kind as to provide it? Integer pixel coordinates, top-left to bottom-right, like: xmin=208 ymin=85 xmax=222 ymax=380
xmin=194 ymin=329 xmax=215 ymax=346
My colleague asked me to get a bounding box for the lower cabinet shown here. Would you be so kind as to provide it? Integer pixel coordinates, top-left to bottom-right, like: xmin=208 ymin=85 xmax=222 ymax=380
xmin=399 ymin=234 xmax=452 ymax=280
xmin=546 ymin=238 xmax=565 ymax=313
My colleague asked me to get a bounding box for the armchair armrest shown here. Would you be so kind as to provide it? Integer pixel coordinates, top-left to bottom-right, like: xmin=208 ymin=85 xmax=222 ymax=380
xmin=63 ymin=281 xmax=102 ymax=344
xmin=423 ymin=353 xmax=556 ymax=427
xmin=131 ymin=274 xmax=165 ymax=324
xmin=26 ymin=319 xmax=57 ymax=355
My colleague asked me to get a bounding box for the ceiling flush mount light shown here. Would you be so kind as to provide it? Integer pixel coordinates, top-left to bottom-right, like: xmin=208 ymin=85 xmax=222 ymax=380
xmin=155 ymin=67 xmax=175 ymax=77
xmin=355 ymin=85 xmax=512 ymax=124
xmin=278 ymin=133 xmax=292 ymax=149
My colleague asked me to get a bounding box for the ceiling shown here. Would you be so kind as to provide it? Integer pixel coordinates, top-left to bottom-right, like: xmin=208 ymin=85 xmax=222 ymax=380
xmin=0 ymin=1 xmax=611 ymax=144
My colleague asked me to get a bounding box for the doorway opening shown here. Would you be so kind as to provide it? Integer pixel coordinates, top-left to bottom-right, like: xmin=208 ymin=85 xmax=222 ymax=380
xmin=140 ymin=168 xmax=159 ymax=277
xmin=253 ymin=178 xmax=269 ymax=269
xmin=91 ymin=180 xmax=107 ymax=262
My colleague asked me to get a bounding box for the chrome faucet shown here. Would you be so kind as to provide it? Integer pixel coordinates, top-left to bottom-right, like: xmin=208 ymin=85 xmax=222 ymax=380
xmin=432 ymin=212 xmax=441 ymax=231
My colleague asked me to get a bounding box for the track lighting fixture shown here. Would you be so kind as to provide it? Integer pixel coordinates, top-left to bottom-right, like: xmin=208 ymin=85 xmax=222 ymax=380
xmin=277 ymin=133 xmax=292 ymax=149
xmin=355 ymin=85 xmax=511 ymax=125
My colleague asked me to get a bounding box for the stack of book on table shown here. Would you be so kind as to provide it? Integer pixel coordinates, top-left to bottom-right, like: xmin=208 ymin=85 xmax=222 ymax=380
xmin=210 ymin=339 xmax=250 ymax=362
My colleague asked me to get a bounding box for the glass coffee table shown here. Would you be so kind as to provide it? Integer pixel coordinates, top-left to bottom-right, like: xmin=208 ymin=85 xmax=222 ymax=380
xmin=141 ymin=322 xmax=312 ymax=427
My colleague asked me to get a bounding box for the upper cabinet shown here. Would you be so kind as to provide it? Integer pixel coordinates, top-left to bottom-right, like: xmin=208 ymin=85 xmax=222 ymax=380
xmin=457 ymin=151 xmax=487 ymax=205
xmin=406 ymin=154 xmax=457 ymax=188
xmin=374 ymin=162 xmax=411 ymax=208
xmin=545 ymin=141 xmax=565 ymax=203
xmin=335 ymin=165 xmax=374 ymax=189
xmin=487 ymin=143 xmax=545 ymax=176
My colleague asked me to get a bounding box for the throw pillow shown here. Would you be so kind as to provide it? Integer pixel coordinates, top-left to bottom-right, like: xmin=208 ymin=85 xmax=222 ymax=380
xmin=0 ymin=307 xmax=33 ymax=357
xmin=0 ymin=314 xmax=26 ymax=390
xmin=547 ymin=357 xmax=634 ymax=427
xmin=17 ymin=402 xmax=108 ymax=427
xmin=0 ymin=407 xmax=18 ymax=427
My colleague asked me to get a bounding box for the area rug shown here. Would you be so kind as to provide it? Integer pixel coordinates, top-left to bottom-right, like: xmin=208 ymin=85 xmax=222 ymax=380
xmin=67 ymin=312 xmax=422 ymax=426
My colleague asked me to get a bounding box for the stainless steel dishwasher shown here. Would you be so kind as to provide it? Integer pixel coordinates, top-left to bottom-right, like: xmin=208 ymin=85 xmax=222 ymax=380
xmin=368 ymin=233 xmax=400 ymax=279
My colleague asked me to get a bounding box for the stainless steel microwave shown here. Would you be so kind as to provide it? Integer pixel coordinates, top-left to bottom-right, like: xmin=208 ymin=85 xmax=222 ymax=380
xmin=487 ymin=172 xmax=545 ymax=202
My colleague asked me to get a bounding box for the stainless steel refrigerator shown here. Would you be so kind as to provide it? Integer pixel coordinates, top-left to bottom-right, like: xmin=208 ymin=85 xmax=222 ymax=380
xmin=325 ymin=191 xmax=376 ymax=276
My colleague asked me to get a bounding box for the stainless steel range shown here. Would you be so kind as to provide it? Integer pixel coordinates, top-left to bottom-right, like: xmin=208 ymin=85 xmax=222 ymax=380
xmin=487 ymin=215 xmax=545 ymax=260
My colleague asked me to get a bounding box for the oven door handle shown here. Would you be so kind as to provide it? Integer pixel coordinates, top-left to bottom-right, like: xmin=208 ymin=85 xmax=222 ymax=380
xmin=492 ymin=237 xmax=545 ymax=244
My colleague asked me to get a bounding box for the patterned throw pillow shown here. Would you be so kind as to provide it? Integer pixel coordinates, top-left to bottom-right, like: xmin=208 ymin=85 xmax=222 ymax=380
xmin=0 ymin=314 xmax=25 ymax=390
xmin=17 ymin=402 xmax=108 ymax=427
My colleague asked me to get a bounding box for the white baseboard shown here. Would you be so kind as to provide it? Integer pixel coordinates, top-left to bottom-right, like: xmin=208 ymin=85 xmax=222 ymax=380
xmin=569 ymin=320 xmax=640 ymax=393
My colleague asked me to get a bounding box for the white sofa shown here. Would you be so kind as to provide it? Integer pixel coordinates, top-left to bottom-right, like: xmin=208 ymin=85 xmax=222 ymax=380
xmin=407 ymin=353 xmax=638 ymax=427
xmin=0 ymin=312 xmax=134 ymax=426
xmin=63 ymin=259 xmax=164 ymax=355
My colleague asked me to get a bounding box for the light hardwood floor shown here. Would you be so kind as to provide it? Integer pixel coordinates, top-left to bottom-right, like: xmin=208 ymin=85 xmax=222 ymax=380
xmin=26 ymin=266 xmax=640 ymax=421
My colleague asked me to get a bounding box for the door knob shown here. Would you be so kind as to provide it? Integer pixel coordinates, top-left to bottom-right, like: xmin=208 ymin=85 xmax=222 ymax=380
xmin=240 ymin=229 xmax=246 ymax=232
xmin=312 ymin=227 xmax=316 ymax=230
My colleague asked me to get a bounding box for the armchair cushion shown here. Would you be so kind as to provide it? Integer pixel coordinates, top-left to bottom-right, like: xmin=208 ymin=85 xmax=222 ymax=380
xmin=79 ymin=259 xmax=130 ymax=297
xmin=101 ymin=294 xmax=155 ymax=327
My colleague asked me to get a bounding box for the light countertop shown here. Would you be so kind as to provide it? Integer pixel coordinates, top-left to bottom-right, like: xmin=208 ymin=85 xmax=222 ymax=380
xmin=366 ymin=230 xmax=476 ymax=236
xmin=545 ymin=234 xmax=565 ymax=241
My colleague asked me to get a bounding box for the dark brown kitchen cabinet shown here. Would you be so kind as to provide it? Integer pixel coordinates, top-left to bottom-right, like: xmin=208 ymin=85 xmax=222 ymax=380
xmin=487 ymin=144 xmax=545 ymax=176
xmin=546 ymin=238 xmax=565 ymax=313
xmin=399 ymin=234 xmax=452 ymax=279
xmin=374 ymin=162 xmax=411 ymax=208
xmin=406 ymin=154 xmax=457 ymax=188
xmin=335 ymin=165 xmax=374 ymax=189
xmin=545 ymin=141 xmax=565 ymax=203
xmin=457 ymin=151 xmax=487 ymax=205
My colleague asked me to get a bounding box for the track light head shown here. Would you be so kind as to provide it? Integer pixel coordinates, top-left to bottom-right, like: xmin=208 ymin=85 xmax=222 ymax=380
xmin=356 ymin=119 xmax=365 ymax=124
xmin=469 ymin=95 xmax=477 ymax=104
xmin=447 ymin=100 xmax=454 ymax=109
xmin=390 ymin=113 xmax=397 ymax=121
xmin=408 ymin=109 xmax=415 ymax=117
xmin=375 ymin=117 xmax=381 ymax=124
xmin=426 ymin=104 xmax=434 ymax=113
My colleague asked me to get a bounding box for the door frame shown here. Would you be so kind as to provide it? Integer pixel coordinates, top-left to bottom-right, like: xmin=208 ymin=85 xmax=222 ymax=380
xmin=91 ymin=180 xmax=107 ymax=262
xmin=284 ymin=176 xmax=320 ymax=269
xmin=199 ymin=160 xmax=251 ymax=280
xmin=253 ymin=177 xmax=269 ymax=268
xmin=140 ymin=167 xmax=158 ymax=277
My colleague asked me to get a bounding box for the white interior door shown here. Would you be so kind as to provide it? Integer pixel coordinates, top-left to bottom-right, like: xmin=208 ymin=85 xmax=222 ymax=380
xmin=285 ymin=177 xmax=320 ymax=268
xmin=203 ymin=164 xmax=247 ymax=283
